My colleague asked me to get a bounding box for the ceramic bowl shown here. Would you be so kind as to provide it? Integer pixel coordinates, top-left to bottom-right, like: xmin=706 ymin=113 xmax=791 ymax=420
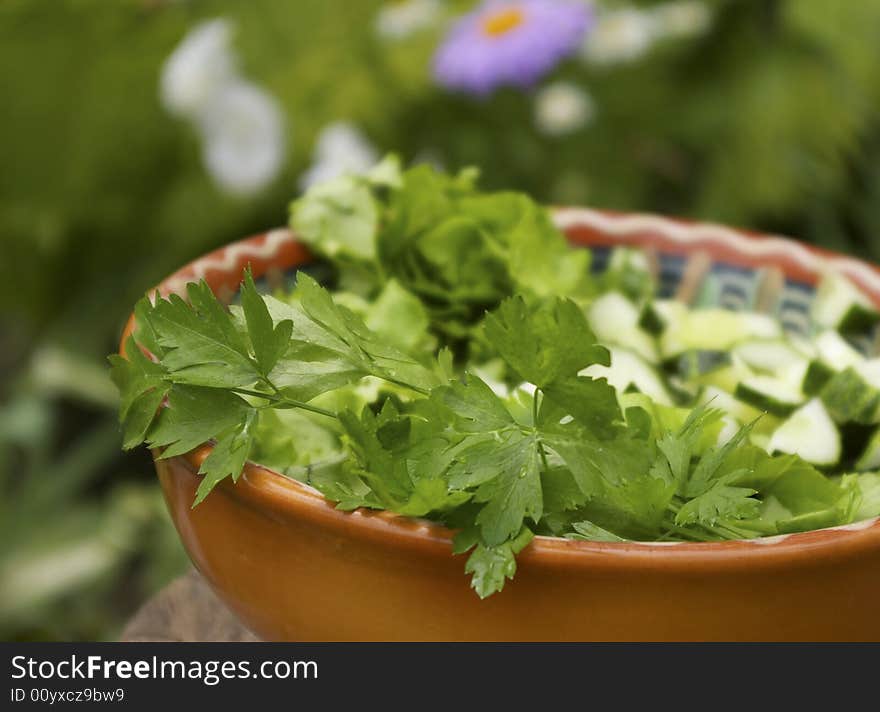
xmin=121 ymin=209 xmax=880 ymax=641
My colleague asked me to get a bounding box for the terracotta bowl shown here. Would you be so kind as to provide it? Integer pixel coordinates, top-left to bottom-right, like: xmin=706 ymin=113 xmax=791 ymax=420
xmin=121 ymin=209 xmax=880 ymax=641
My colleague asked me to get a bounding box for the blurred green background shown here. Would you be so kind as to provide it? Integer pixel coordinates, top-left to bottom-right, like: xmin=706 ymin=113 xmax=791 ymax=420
xmin=2 ymin=0 xmax=879 ymax=640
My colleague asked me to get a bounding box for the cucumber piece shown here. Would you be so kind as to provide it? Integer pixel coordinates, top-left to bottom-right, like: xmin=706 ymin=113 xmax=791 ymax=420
xmin=767 ymin=398 xmax=841 ymax=466
xmin=734 ymin=376 xmax=804 ymax=417
xmin=815 ymin=330 xmax=864 ymax=370
xmin=652 ymin=299 xmax=687 ymax=325
xmin=660 ymin=308 xmax=781 ymax=358
xmin=716 ymin=414 xmax=741 ymax=446
xmin=581 ymin=346 xmax=673 ymax=406
xmin=819 ymin=367 xmax=880 ymax=424
xmin=688 ymin=364 xmax=748 ymax=393
xmin=854 ymin=358 xmax=880 ymax=389
xmin=802 ymin=360 xmax=835 ymax=396
xmin=638 ymin=302 xmax=666 ymax=336
xmin=788 ymin=334 xmax=819 ymax=360
xmin=841 ymin=422 xmax=876 ymax=469
xmin=812 ymin=271 xmax=880 ymax=334
xmin=739 ymin=313 xmax=784 ymax=339
xmin=588 ymin=291 xmax=658 ymax=362
xmin=776 ymin=359 xmax=811 ymax=391
xmin=732 ymin=340 xmax=803 ymax=375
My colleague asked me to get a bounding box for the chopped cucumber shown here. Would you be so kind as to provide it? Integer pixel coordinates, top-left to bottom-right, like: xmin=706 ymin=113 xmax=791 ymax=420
xmin=802 ymin=360 xmax=835 ymax=396
xmin=660 ymin=308 xmax=781 ymax=358
xmin=855 ymin=428 xmax=880 ymax=472
xmin=815 ymin=330 xmax=864 ymax=370
xmin=767 ymin=398 xmax=841 ymax=466
xmin=853 ymin=358 xmax=880 ymax=389
xmin=581 ymin=346 xmax=673 ymax=406
xmin=688 ymin=364 xmax=749 ymax=393
xmin=652 ymin=299 xmax=687 ymax=325
xmin=739 ymin=313 xmax=783 ymax=339
xmin=716 ymin=414 xmax=741 ymax=446
xmin=638 ymin=302 xmax=666 ymax=335
xmin=819 ymin=368 xmax=880 ymax=424
xmin=588 ymin=291 xmax=658 ymax=362
xmin=732 ymin=340 xmax=803 ymax=375
xmin=812 ymin=271 xmax=880 ymax=334
xmin=776 ymin=359 xmax=811 ymax=392
xmin=840 ymin=423 xmax=876 ymax=471
xmin=734 ymin=376 xmax=804 ymax=417
xmin=788 ymin=334 xmax=819 ymax=360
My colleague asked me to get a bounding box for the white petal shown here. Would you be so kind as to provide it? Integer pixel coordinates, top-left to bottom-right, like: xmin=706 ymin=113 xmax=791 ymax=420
xmin=198 ymin=81 xmax=287 ymax=195
xmin=160 ymin=18 xmax=237 ymax=117
xmin=652 ymin=1 xmax=712 ymax=39
xmin=299 ymin=121 xmax=379 ymax=190
xmin=582 ymin=9 xmax=657 ymax=66
xmin=534 ymin=81 xmax=595 ymax=136
xmin=375 ymin=0 xmax=441 ymax=40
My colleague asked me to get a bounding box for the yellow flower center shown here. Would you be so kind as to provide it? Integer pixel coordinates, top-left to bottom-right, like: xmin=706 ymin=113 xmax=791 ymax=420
xmin=482 ymin=7 xmax=525 ymax=37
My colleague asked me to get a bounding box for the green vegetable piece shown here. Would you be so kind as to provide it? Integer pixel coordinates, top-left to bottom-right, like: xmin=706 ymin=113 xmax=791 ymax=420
xmin=462 ymin=527 xmax=534 ymax=599
xmin=819 ymin=367 xmax=880 ymax=424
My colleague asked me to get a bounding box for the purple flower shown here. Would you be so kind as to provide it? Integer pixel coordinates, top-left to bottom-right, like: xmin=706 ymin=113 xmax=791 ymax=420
xmin=433 ymin=1 xmax=593 ymax=96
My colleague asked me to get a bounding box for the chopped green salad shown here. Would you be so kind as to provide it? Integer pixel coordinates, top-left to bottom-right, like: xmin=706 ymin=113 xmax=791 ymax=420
xmin=111 ymin=157 xmax=880 ymax=598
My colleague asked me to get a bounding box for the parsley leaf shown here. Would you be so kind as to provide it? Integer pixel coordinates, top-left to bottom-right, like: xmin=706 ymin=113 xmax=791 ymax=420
xmin=196 ymin=409 xmax=258 ymax=506
xmin=568 ymin=521 xmax=627 ymax=542
xmin=675 ymin=483 xmax=761 ymax=526
xmin=149 ymin=282 xmax=259 ymax=389
xmin=462 ymin=526 xmax=534 ymax=599
xmin=109 ymin=336 xmax=170 ymax=449
xmin=240 ymin=269 xmax=293 ymax=377
xmin=146 ymin=386 xmax=253 ymax=460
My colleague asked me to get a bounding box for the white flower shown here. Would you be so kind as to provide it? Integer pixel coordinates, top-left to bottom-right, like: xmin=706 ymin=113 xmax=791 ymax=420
xmin=198 ymin=81 xmax=286 ymax=195
xmin=299 ymin=122 xmax=379 ymax=191
xmin=375 ymin=0 xmax=442 ymax=40
xmin=582 ymin=8 xmax=657 ymax=66
xmin=652 ymin=1 xmax=712 ymax=39
xmin=160 ymin=18 xmax=237 ymax=117
xmin=534 ymin=81 xmax=595 ymax=136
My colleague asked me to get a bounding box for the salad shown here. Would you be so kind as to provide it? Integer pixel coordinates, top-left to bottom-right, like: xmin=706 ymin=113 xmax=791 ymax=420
xmin=111 ymin=157 xmax=880 ymax=598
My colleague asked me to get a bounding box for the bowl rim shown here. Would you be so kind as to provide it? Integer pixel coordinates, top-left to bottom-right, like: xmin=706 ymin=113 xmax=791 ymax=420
xmin=120 ymin=208 xmax=880 ymax=571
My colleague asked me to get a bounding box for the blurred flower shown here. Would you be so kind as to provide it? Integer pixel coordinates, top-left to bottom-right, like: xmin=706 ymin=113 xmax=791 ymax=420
xmin=652 ymin=1 xmax=711 ymax=39
xmin=376 ymin=0 xmax=442 ymax=40
xmin=159 ymin=18 xmax=288 ymax=195
xmin=198 ymin=81 xmax=286 ymax=195
xmin=581 ymin=7 xmax=656 ymax=66
xmin=159 ymin=18 xmax=237 ymax=117
xmin=299 ymin=121 xmax=379 ymax=190
xmin=534 ymin=81 xmax=595 ymax=136
xmin=582 ymin=2 xmax=711 ymax=67
xmin=433 ymin=0 xmax=593 ymax=96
